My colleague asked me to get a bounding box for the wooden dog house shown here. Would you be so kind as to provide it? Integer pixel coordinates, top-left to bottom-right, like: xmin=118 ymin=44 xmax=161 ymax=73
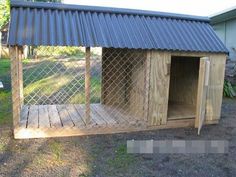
xmin=8 ymin=1 xmax=228 ymax=139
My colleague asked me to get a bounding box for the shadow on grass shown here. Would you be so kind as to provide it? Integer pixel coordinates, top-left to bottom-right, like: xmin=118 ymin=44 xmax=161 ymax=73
xmin=23 ymin=59 xmax=102 ymax=105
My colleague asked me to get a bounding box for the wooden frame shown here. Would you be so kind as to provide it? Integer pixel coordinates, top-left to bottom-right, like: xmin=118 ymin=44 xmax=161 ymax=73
xmin=11 ymin=47 xmax=227 ymax=139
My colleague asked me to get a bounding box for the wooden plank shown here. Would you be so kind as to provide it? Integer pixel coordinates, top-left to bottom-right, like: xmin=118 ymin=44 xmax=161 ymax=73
xmin=57 ymin=105 xmax=74 ymax=128
xmin=167 ymin=104 xmax=195 ymax=120
xmin=14 ymin=118 xmax=196 ymax=139
xmin=27 ymin=105 xmax=39 ymax=128
xmin=101 ymin=105 xmax=127 ymax=124
xmin=195 ymin=57 xmax=209 ymax=134
xmin=20 ymin=105 xmax=29 ymax=128
xmin=74 ymin=104 xmax=91 ymax=125
xmin=48 ymin=105 xmax=62 ymax=128
xmin=38 ymin=105 xmax=50 ymax=128
xmin=66 ymin=105 xmax=85 ymax=127
xmin=205 ymin=54 xmax=227 ymax=121
xmin=85 ymin=47 xmax=91 ymax=125
xmin=90 ymin=105 xmax=107 ymax=126
xmin=10 ymin=46 xmax=21 ymax=128
xmin=148 ymin=51 xmax=171 ymax=125
xmin=92 ymin=104 xmax=117 ymax=124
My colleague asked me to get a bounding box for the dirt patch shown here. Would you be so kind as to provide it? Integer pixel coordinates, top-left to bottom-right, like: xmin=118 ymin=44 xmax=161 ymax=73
xmin=0 ymin=98 xmax=236 ymax=177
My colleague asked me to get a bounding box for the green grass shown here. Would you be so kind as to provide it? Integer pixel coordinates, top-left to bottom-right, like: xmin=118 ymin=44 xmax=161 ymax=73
xmin=0 ymin=58 xmax=12 ymax=126
xmin=23 ymin=59 xmax=101 ymax=104
xmin=0 ymin=58 xmax=10 ymax=76
xmin=0 ymin=57 xmax=101 ymax=125
xmin=49 ymin=140 xmax=63 ymax=161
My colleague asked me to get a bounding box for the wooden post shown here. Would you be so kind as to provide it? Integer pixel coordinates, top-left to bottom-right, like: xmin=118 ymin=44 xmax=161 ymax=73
xmin=18 ymin=47 xmax=24 ymax=107
xmin=85 ymin=47 xmax=91 ymax=124
xmin=10 ymin=46 xmax=22 ymax=128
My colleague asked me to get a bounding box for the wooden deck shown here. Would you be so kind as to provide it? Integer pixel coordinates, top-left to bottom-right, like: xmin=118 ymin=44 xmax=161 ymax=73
xmin=15 ymin=104 xmax=148 ymax=139
xmin=14 ymin=103 xmax=207 ymax=139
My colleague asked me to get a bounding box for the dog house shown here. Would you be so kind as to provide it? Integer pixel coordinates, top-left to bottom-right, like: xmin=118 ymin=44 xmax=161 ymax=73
xmin=8 ymin=1 xmax=228 ymax=139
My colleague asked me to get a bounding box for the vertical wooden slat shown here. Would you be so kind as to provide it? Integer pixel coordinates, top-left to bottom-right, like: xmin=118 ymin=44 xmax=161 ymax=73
xmin=148 ymin=51 xmax=171 ymax=126
xmin=10 ymin=46 xmax=21 ymax=128
xmin=85 ymin=47 xmax=91 ymax=124
xmin=205 ymin=54 xmax=227 ymax=121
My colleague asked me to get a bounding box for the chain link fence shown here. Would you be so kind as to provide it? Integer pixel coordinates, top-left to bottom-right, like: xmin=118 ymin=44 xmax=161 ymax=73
xmin=20 ymin=46 xmax=149 ymax=124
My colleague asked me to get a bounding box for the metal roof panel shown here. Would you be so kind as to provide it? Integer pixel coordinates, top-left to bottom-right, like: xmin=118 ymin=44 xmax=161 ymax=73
xmin=8 ymin=1 xmax=228 ymax=53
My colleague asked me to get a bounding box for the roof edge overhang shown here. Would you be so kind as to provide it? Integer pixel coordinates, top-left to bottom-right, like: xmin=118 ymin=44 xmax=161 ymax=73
xmin=11 ymin=0 xmax=210 ymax=22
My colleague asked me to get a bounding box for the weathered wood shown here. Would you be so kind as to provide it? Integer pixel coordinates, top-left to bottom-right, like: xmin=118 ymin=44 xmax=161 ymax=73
xmin=195 ymin=57 xmax=209 ymax=134
xmin=38 ymin=105 xmax=50 ymax=128
xmin=20 ymin=105 xmax=29 ymax=127
xmin=48 ymin=105 xmax=62 ymax=128
xmin=27 ymin=105 xmax=39 ymax=128
xmin=57 ymin=105 xmax=74 ymax=128
xmin=148 ymin=51 xmax=171 ymax=125
xmin=66 ymin=105 xmax=85 ymax=127
xmin=85 ymin=47 xmax=91 ymax=125
xmin=10 ymin=46 xmax=21 ymax=128
xmin=92 ymin=104 xmax=117 ymax=124
xmin=14 ymin=117 xmax=195 ymax=139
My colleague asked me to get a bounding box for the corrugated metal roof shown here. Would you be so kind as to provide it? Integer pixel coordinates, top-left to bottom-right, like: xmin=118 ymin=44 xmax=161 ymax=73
xmin=8 ymin=1 xmax=228 ymax=53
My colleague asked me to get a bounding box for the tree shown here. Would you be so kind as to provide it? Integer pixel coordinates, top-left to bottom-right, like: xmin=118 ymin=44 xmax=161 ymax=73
xmin=0 ymin=0 xmax=10 ymax=29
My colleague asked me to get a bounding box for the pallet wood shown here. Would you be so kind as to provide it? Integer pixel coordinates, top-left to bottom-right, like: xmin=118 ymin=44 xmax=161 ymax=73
xmin=148 ymin=51 xmax=171 ymax=125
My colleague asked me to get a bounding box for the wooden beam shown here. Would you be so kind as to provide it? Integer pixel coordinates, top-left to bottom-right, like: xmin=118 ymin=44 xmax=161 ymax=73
xmin=85 ymin=47 xmax=91 ymax=125
xmin=10 ymin=46 xmax=22 ymax=128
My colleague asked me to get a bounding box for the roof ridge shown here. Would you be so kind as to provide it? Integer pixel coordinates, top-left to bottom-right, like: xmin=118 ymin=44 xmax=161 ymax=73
xmin=10 ymin=0 xmax=209 ymax=22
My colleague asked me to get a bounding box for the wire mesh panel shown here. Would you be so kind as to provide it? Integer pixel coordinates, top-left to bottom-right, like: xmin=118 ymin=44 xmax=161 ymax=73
xmin=100 ymin=48 xmax=149 ymax=121
xmin=22 ymin=46 xmax=149 ymax=125
xmin=23 ymin=46 xmax=89 ymax=105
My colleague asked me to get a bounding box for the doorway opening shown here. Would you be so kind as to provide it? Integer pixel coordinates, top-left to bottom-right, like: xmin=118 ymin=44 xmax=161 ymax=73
xmin=167 ymin=56 xmax=200 ymax=120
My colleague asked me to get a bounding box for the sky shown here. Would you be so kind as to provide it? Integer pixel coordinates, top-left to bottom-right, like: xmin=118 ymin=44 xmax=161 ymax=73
xmin=64 ymin=0 xmax=236 ymax=17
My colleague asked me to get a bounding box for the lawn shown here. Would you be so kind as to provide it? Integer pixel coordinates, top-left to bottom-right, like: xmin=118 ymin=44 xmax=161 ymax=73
xmin=0 ymin=56 xmax=102 ymax=125
xmin=0 ymin=58 xmax=12 ymax=126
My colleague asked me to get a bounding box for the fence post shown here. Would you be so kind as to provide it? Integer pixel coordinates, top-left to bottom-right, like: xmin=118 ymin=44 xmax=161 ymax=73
xmin=85 ymin=47 xmax=91 ymax=124
xmin=10 ymin=46 xmax=22 ymax=128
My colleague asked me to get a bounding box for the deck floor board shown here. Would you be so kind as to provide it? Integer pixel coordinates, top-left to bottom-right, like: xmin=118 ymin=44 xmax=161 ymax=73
xmin=19 ymin=104 xmax=147 ymax=138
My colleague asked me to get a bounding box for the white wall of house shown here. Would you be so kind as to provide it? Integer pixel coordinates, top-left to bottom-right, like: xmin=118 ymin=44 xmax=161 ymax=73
xmin=212 ymin=18 xmax=236 ymax=60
